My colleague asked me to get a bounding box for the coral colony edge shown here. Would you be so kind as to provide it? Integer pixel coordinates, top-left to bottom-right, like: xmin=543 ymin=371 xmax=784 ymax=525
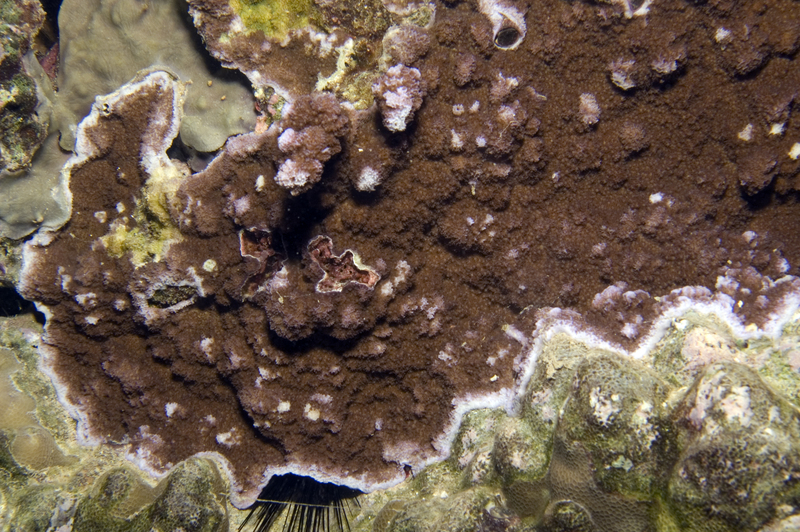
xmin=2 ymin=0 xmax=800 ymax=530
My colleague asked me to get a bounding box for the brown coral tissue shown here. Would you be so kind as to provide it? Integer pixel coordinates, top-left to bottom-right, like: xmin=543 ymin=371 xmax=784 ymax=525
xmin=17 ymin=0 xmax=800 ymax=510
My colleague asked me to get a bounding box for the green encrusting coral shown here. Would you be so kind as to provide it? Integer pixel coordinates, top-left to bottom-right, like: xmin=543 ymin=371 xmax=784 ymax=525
xmin=71 ymin=460 xmax=228 ymax=532
xmin=7 ymin=485 xmax=65 ymax=532
xmin=230 ymin=0 xmax=322 ymax=42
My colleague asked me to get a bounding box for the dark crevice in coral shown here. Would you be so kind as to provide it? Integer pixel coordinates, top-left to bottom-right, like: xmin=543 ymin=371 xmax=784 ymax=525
xmin=171 ymin=0 xmax=252 ymax=89
xmin=0 ymin=286 xmax=34 ymax=317
xmin=281 ymin=196 xmax=333 ymax=256
xmin=265 ymin=326 xmax=362 ymax=357
xmin=39 ymin=0 xmax=62 ymax=41
xmin=167 ymin=134 xmax=217 ymax=173
xmin=214 ymin=371 xmax=289 ymax=452
xmin=272 ymin=226 xmax=307 ymax=265
xmin=742 ymin=187 xmax=800 ymax=213
xmin=189 ymin=297 xmax=229 ymax=321
xmin=164 ymin=369 xmax=287 ymax=457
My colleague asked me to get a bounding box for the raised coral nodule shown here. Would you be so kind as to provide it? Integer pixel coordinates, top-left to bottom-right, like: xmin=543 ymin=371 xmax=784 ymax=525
xmin=373 ymin=65 xmax=425 ymax=133
xmin=274 ymin=93 xmax=348 ymax=194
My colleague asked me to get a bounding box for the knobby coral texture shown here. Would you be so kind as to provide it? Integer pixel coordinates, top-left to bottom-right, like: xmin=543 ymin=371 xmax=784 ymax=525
xmin=17 ymin=0 xmax=800 ymax=509
xmin=0 ymin=0 xmax=48 ymax=174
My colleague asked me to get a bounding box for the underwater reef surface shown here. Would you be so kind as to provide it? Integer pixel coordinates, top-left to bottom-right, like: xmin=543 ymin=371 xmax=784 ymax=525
xmin=2 ymin=0 xmax=800 ymax=529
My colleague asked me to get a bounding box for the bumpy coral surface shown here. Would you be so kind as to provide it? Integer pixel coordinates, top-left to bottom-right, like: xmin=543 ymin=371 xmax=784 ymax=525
xmin=0 ymin=0 xmax=48 ymax=174
xmin=357 ymin=315 xmax=800 ymax=532
xmin=274 ymin=93 xmax=349 ymax=193
xmin=10 ymin=0 xmax=800 ymax=522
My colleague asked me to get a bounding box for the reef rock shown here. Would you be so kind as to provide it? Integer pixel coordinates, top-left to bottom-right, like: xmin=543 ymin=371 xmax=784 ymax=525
xmin=669 ymin=362 xmax=800 ymax=531
xmin=0 ymin=0 xmax=49 ymax=174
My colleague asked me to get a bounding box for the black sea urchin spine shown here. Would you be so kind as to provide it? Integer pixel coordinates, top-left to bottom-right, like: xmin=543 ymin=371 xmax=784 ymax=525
xmin=240 ymin=474 xmax=363 ymax=532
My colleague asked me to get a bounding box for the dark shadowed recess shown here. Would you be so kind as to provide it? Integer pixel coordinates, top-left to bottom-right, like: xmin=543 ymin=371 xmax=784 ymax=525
xmin=0 ymin=286 xmax=45 ymax=325
xmin=39 ymin=0 xmax=62 ymax=39
xmin=743 ymin=185 xmax=800 ymax=213
xmin=166 ymin=134 xmax=219 ymax=173
xmin=0 ymin=286 xmax=36 ymax=318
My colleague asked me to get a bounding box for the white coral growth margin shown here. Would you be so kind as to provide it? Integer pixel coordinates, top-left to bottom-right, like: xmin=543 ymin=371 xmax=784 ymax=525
xmin=210 ymin=274 xmax=800 ymax=508
xmin=513 ymin=277 xmax=800 ymax=416
xmin=19 ymin=70 xmax=187 ymax=454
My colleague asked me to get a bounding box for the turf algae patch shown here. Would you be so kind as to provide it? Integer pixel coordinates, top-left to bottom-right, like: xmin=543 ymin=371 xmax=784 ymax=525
xmin=188 ymin=0 xmax=408 ymax=105
xmin=230 ymin=0 xmax=322 ymax=42
xmin=99 ymin=151 xmax=188 ymax=267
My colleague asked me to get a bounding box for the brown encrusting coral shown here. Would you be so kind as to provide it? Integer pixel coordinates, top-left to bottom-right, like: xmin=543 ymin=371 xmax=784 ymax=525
xmin=17 ymin=0 xmax=800 ymax=511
